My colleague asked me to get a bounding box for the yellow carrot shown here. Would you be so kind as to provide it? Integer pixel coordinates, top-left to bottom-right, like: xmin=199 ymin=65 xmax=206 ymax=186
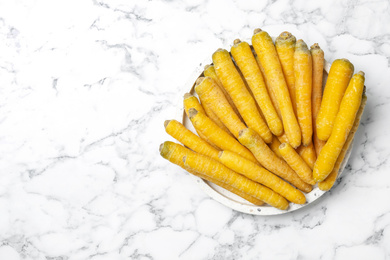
xmin=319 ymin=93 xmax=367 ymax=191
xmin=275 ymin=31 xmax=297 ymax=115
xmin=197 ymin=90 xmax=233 ymax=136
xmin=313 ymin=72 xmax=365 ymax=182
xmin=183 ymin=148 xmax=289 ymax=210
xmin=268 ymin=135 xmax=283 ymax=159
xmin=195 ymin=77 xmax=246 ymax=138
xmin=212 ymin=48 xmax=272 ymax=143
xmin=188 ymin=108 xmax=257 ymax=163
xmin=279 ymin=143 xmax=315 ymax=185
xmin=159 ymin=141 xmax=264 ymax=206
xmin=183 ymin=93 xmax=219 ymax=149
xmin=310 ymin=43 xmax=326 ymax=156
xmin=294 ymin=39 xmax=313 ymax=146
xmin=219 ymin=150 xmax=306 ymax=204
xmin=164 ymin=119 xmax=219 ymax=160
xmin=296 ymin=143 xmax=317 ymax=170
xmin=252 ymin=29 xmax=301 ymax=148
xmin=256 ymin=55 xmax=283 ymax=121
xmin=238 ymin=128 xmax=313 ymax=193
xmin=231 ymin=39 xmax=283 ymax=136
xmin=204 ymin=64 xmax=243 ymax=121
xmin=316 ymin=59 xmax=354 ymax=141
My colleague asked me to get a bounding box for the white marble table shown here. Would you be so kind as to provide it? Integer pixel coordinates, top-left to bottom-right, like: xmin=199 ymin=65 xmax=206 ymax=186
xmin=1 ymin=0 xmax=389 ymax=259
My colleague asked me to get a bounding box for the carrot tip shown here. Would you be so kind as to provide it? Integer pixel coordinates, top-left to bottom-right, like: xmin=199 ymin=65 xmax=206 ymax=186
xmin=183 ymin=93 xmax=193 ymax=99
xmin=159 ymin=143 xmax=164 ymax=153
xmin=204 ymin=64 xmax=212 ymax=70
xmin=358 ymin=71 xmax=365 ymax=77
xmin=279 ymin=31 xmax=292 ymax=39
xmin=279 ymin=143 xmax=287 ymax=149
xmin=253 ymin=28 xmax=262 ymax=34
xmin=188 ymin=108 xmax=198 ymax=118
xmin=196 ymin=77 xmax=205 ymax=86
xmin=310 ymin=43 xmax=320 ymax=49
xmin=233 ymin=39 xmax=241 ymax=45
xmin=164 ymin=120 xmax=171 ymax=128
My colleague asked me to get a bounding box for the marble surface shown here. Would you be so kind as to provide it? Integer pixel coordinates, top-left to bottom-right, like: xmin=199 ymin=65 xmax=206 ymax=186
xmin=0 ymin=0 xmax=390 ymax=259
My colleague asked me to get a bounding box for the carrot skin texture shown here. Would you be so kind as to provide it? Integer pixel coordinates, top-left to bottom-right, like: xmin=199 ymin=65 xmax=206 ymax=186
xmin=212 ymin=48 xmax=272 ymax=143
xmin=318 ymin=93 xmax=367 ymax=190
xmin=183 ymin=93 xmax=219 ymax=149
xmin=164 ymin=119 xmax=219 ymax=160
xmin=310 ymin=44 xmax=326 ymax=156
xmin=313 ymin=72 xmax=365 ymax=182
xmin=159 ymin=141 xmax=264 ymax=205
xmin=189 ymin=108 xmax=257 ymax=163
xmin=238 ymin=128 xmax=313 ymax=193
xmin=316 ymin=59 xmax=354 ymax=141
xmin=195 ymin=77 xmax=246 ymax=138
xmin=252 ymin=29 xmax=301 ymax=148
xmin=203 ymin=64 xmax=242 ymax=120
xmin=279 ymin=143 xmax=316 ymax=185
xmin=219 ymin=150 xmax=306 ymax=204
xmin=275 ymin=31 xmax=297 ymax=116
xmin=294 ymin=39 xmax=313 ymax=146
xmin=296 ymin=143 xmax=317 ymax=170
xmin=231 ymin=40 xmax=283 ymax=136
xmin=184 ymin=150 xmax=289 ymax=210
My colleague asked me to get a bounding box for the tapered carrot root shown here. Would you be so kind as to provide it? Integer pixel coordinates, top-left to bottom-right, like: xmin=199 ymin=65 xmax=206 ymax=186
xmin=238 ymin=128 xmax=313 ymax=193
xmin=204 ymin=65 xmax=243 ymax=121
xmin=231 ymin=39 xmax=283 ymax=136
xmin=316 ymin=59 xmax=354 ymax=141
xmin=183 ymin=149 xmax=289 ymax=210
xmin=252 ymin=29 xmax=301 ymax=148
xmin=219 ymin=150 xmax=306 ymax=204
xmin=269 ymin=136 xmax=283 ymax=159
xmin=313 ymin=72 xmax=365 ymax=182
xmin=159 ymin=141 xmax=264 ymax=206
xmin=319 ymin=93 xmax=367 ymax=191
xmin=296 ymin=143 xmax=317 ymax=170
xmin=310 ymin=44 xmax=326 ymax=156
xmin=189 ymin=108 xmax=257 ymax=163
xmin=195 ymin=77 xmax=246 ymax=138
xmin=279 ymin=143 xmax=315 ymax=185
xmin=164 ymin=119 xmax=219 ymax=160
xmin=212 ymin=48 xmax=273 ymax=143
xmin=276 ymin=31 xmax=297 ymax=115
xmin=294 ymin=39 xmax=313 ymax=146
xmin=183 ymin=93 xmax=219 ymax=149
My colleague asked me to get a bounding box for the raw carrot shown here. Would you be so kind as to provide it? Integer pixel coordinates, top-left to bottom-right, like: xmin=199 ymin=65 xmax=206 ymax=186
xmin=212 ymin=48 xmax=273 ymax=143
xmin=313 ymin=72 xmax=365 ymax=182
xmin=279 ymin=143 xmax=315 ymax=185
xmin=275 ymin=31 xmax=297 ymax=115
xmin=159 ymin=141 xmax=264 ymax=205
xmin=268 ymin=135 xmax=283 ymax=159
xmin=294 ymin=39 xmax=313 ymax=146
xmin=296 ymin=143 xmax=317 ymax=170
xmin=204 ymin=64 xmax=242 ymax=120
xmin=219 ymin=150 xmax=306 ymax=204
xmin=255 ymin=55 xmax=282 ymax=120
xmin=316 ymin=58 xmax=354 ymax=141
xmin=164 ymin=119 xmax=219 ymax=160
xmin=310 ymin=43 xmax=326 ymax=156
xmin=188 ymin=108 xmax=257 ymax=163
xmin=195 ymin=76 xmax=246 ymax=138
xmin=231 ymin=39 xmax=283 ymax=136
xmin=252 ymin=29 xmax=301 ymax=148
xmin=197 ymin=89 xmax=233 ymax=136
xmin=319 ymin=93 xmax=367 ymax=191
xmin=183 ymin=93 xmax=219 ymax=149
xmin=238 ymin=128 xmax=313 ymax=193
xmin=183 ymin=149 xmax=289 ymax=210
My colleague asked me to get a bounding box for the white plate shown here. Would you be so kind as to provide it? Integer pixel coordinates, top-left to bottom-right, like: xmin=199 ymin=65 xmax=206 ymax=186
xmin=180 ymin=56 xmax=354 ymax=216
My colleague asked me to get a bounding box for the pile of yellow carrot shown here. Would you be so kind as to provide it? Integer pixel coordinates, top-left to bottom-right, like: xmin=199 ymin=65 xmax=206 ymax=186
xmin=160 ymin=28 xmax=367 ymax=211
